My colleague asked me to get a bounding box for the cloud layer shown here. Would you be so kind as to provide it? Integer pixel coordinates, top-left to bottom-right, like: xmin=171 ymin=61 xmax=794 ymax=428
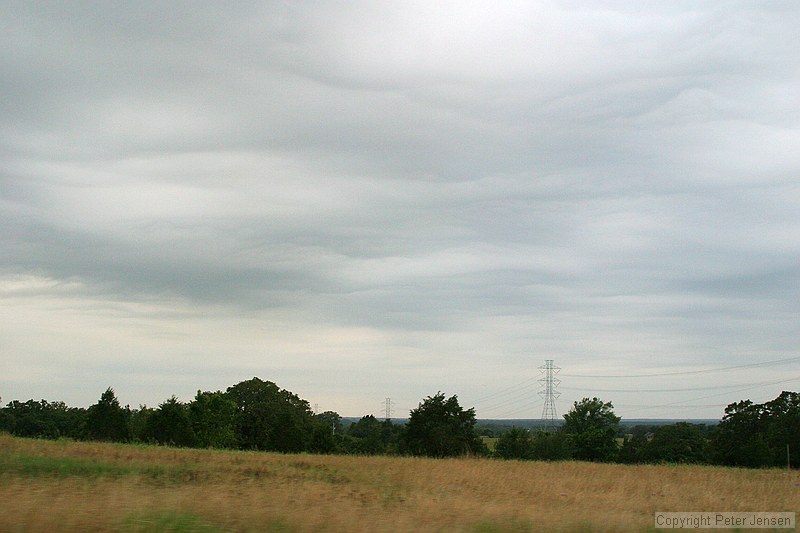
xmin=2 ymin=2 xmax=799 ymax=418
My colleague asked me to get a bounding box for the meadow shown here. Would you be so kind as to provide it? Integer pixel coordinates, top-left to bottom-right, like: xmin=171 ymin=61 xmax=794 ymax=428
xmin=1 ymin=433 xmax=798 ymax=532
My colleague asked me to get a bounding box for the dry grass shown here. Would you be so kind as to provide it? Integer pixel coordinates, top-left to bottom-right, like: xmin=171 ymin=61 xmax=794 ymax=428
xmin=1 ymin=434 xmax=798 ymax=532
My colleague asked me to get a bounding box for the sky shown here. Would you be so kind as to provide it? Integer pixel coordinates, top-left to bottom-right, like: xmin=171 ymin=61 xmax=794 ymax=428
xmin=2 ymin=2 xmax=799 ymax=420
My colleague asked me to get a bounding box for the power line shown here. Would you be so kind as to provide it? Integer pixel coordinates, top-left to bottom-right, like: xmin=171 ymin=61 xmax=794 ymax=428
xmin=469 ymin=376 xmax=540 ymax=404
xmin=617 ymin=375 xmax=800 ymax=414
xmin=559 ymin=356 xmax=800 ymax=379
xmin=477 ymin=386 xmax=541 ymax=413
xmin=484 ymin=399 xmax=545 ymax=419
xmin=469 ymin=355 xmax=800 ymax=415
xmin=558 ymin=376 xmax=800 ymax=394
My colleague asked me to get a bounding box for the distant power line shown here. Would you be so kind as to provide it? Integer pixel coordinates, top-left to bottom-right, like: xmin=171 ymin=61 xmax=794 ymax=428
xmin=469 ymin=376 xmax=540 ymax=404
xmin=470 ymin=355 xmax=800 ymax=419
xmin=617 ymin=376 xmax=800 ymax=415
xmin=559 ymin=356 xmax=800 ymax=379
xmin=559 ymin=375 xmax=800 ymax=394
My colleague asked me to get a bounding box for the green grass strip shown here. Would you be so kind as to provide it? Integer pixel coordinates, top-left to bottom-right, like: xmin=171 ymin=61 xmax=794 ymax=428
xmin=0 ymin=453 xmax=136 ymax=478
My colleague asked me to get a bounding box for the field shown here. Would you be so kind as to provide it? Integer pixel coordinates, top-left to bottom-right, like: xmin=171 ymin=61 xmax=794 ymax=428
xmin=1 ymin=434 xmax=798 ymax=532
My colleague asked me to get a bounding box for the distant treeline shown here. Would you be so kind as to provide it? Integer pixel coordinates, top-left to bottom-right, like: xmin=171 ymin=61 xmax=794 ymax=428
xmin=1 ymin=378 xmax=797 ymax=468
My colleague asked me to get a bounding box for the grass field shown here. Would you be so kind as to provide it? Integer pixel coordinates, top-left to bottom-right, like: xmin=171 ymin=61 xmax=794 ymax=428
xmin=1 ymin=434 xmax=798 ymax=532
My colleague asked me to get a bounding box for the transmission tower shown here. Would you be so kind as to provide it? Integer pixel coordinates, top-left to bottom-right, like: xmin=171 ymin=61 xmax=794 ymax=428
xmin=538 ymin=360 xmax=561 ymax=431
xmin=384 ymin=397 xmax=394 ymax=420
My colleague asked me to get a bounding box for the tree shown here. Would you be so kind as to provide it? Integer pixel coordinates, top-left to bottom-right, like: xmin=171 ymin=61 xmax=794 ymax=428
xmin=494 ymin=427 xmax=534 ymax=460
xmin=142 ymin=396 xmax=196 ymax=447
xmin=562 ymin=397 xmax=620 ymax=462
xmin=84 ymin=388 xmax=130 ymax=442
xmin=309 ymin=411 xmax=342 ymax=454
xmin=711 ymin=399 xmax=771 ymax=467
xmin=712 ymin=392 xmax=800 ymax=468
xmin=763 ymin=391 xmax=800 ymax=468
xmin=530 ymin=430 xmax=573 ymax=461
xmin=643 ymin=423 xmax=708 ymax=464
xmin=403 ymin=392 xmax=486 ymax=458
xmin=128 ymin=405 xmax=154 ymax=443
xmin=0 ymin=399 xmax=85 ymax=440
xmin=618 ymin=433 xmax=648 ymax=464
xmin=225 ymin=377 xmax=315 ymax=452
xmin=189 ymin=390 xmax=237 ymax=449
xmin=345 ymin=414 xmax=401 ymax=455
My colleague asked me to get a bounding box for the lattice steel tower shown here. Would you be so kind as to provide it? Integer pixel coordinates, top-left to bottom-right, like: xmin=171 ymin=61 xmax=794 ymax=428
xmin=384 ymin=397 xmax=394 ymax=420
xmin=538 ymin=360 xmax=561 ymax=431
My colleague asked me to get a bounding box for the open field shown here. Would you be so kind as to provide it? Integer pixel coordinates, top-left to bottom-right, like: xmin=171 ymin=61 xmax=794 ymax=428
xmin=1 ymin=434 xmax=798 ymax=532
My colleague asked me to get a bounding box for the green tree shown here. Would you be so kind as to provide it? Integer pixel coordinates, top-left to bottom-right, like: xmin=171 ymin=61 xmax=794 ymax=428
xmin=530 ymin=430 xmax=573 ymax=461
xmin=643 ymin=423 xmax=707 ymax=464
xmin=225 ymin=377 xmax=315 ymax=452
xmin=618 ymin=433 xmax=648 ymax=464
xmin=763 ymin=391 xmax=800 ymax=468
xmin=494 ymin=427 xmax=534 ymax=460
xmin=189 ymin=391 xmax=237 ymax=449
xmin=711 ymin=399 xmax=771 ymax=467
xmin=403 ymin=392 xmax=486 ymax=458
xmin=346 ymin=414 xmax=401 ymax=455
xmin=0 ymin=399 xmax=85 ymax=440
xmin=562 ymin=397 xmax=620 ymax=462
xmin=128 ymin=405 xmax=154 ymax=443
xmin=142 ymin=396 xmax=196 ymax=447
xmin=84 ymin=388 xmax=131 ymax=442
xmin=712 ymin=392 xmax=800 ymax=468
xmin=309 ymin=411 xmax=342 ymax=454
xmin=315 ymin=411 xmax=343 ymax=437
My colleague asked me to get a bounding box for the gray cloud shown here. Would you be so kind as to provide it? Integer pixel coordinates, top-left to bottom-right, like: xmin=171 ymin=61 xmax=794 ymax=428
xmin=2 ymin=1 xmax=799 ymax=418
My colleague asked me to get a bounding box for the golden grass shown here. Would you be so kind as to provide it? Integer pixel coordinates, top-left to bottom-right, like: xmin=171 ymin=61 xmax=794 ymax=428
xmin=1 ymin=434 xmax=798 ymax=532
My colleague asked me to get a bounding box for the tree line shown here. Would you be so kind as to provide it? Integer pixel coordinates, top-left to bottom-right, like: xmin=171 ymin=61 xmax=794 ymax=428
xmin=494 ymin=393 xmax=799 ymax=468
xmin=1 ymin=378 xmax=798 ymax=468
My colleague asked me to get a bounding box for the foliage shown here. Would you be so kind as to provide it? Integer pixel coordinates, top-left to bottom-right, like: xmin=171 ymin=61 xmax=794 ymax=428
xmin=0 ymin=399 xmax=85 ymax=439
xmin=128 ymin=405 xmax=154 ymax=443
xmin=337 ymin=416 xmax=403 ymax=455
xmin=617 ymin=434 xmax=648 ymax=464
xmin=562 ymin=397 xmax=620 ymax=462
xmin=225 ymin=377 xmax=315 ymax=452
xmin=403 ymin=392 xmax=486 ymax=457
xmin=712 ymin=391 xmax=800 ymax=468
xmin=315 ymin=411 xmax=344 ymax=437
xmin=643 ymin=422 xmax=707 ymax=464
xmin=84 ymin=388 xmax=131 ymax=442
xmin=494 ymin=427 xmax=533 ymax=460
xmin=494 ymin=427 xmax=573 ymax=461
xmin=307 ymin=411 xmax=343 ymax=454
xmin=6 ymin=377 xmax=796 ymax=468
xmin=530 ymin=430 xmax=573 ymax=460
xmin=762 ymin=391 xmax=800 ymax=467
xmin=189 ymin=391 xmax=237 ymax=449
xmin=142 ymin=396 xmax=196 ymax=447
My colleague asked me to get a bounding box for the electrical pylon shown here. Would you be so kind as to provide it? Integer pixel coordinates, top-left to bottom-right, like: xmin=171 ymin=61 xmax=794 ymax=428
xmin=384 ymin=397 xmax=394 ymax=420
xmin=538 ymin=360 xmax=561 ymax=431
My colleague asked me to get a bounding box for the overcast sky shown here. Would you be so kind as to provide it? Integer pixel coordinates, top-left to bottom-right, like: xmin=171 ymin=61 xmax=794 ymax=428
xmin=2 ymin=2 xmax=799 ymax=420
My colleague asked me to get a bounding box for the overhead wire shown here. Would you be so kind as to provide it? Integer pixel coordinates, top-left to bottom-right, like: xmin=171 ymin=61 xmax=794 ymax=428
xmin=558 ymin=375 xmax=800 ymax=394
xmin=468 ymin=355 xmax=800 ymax=418
xmin=617 ymin=375 xmax=800 ymax=415
xmin=559 ymin=355 xmax=800 ymax=379
xmin=469 ymin=375 xmax=541 ymax=403
xmin=477 ymin=387 xmax=542 ymax=414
